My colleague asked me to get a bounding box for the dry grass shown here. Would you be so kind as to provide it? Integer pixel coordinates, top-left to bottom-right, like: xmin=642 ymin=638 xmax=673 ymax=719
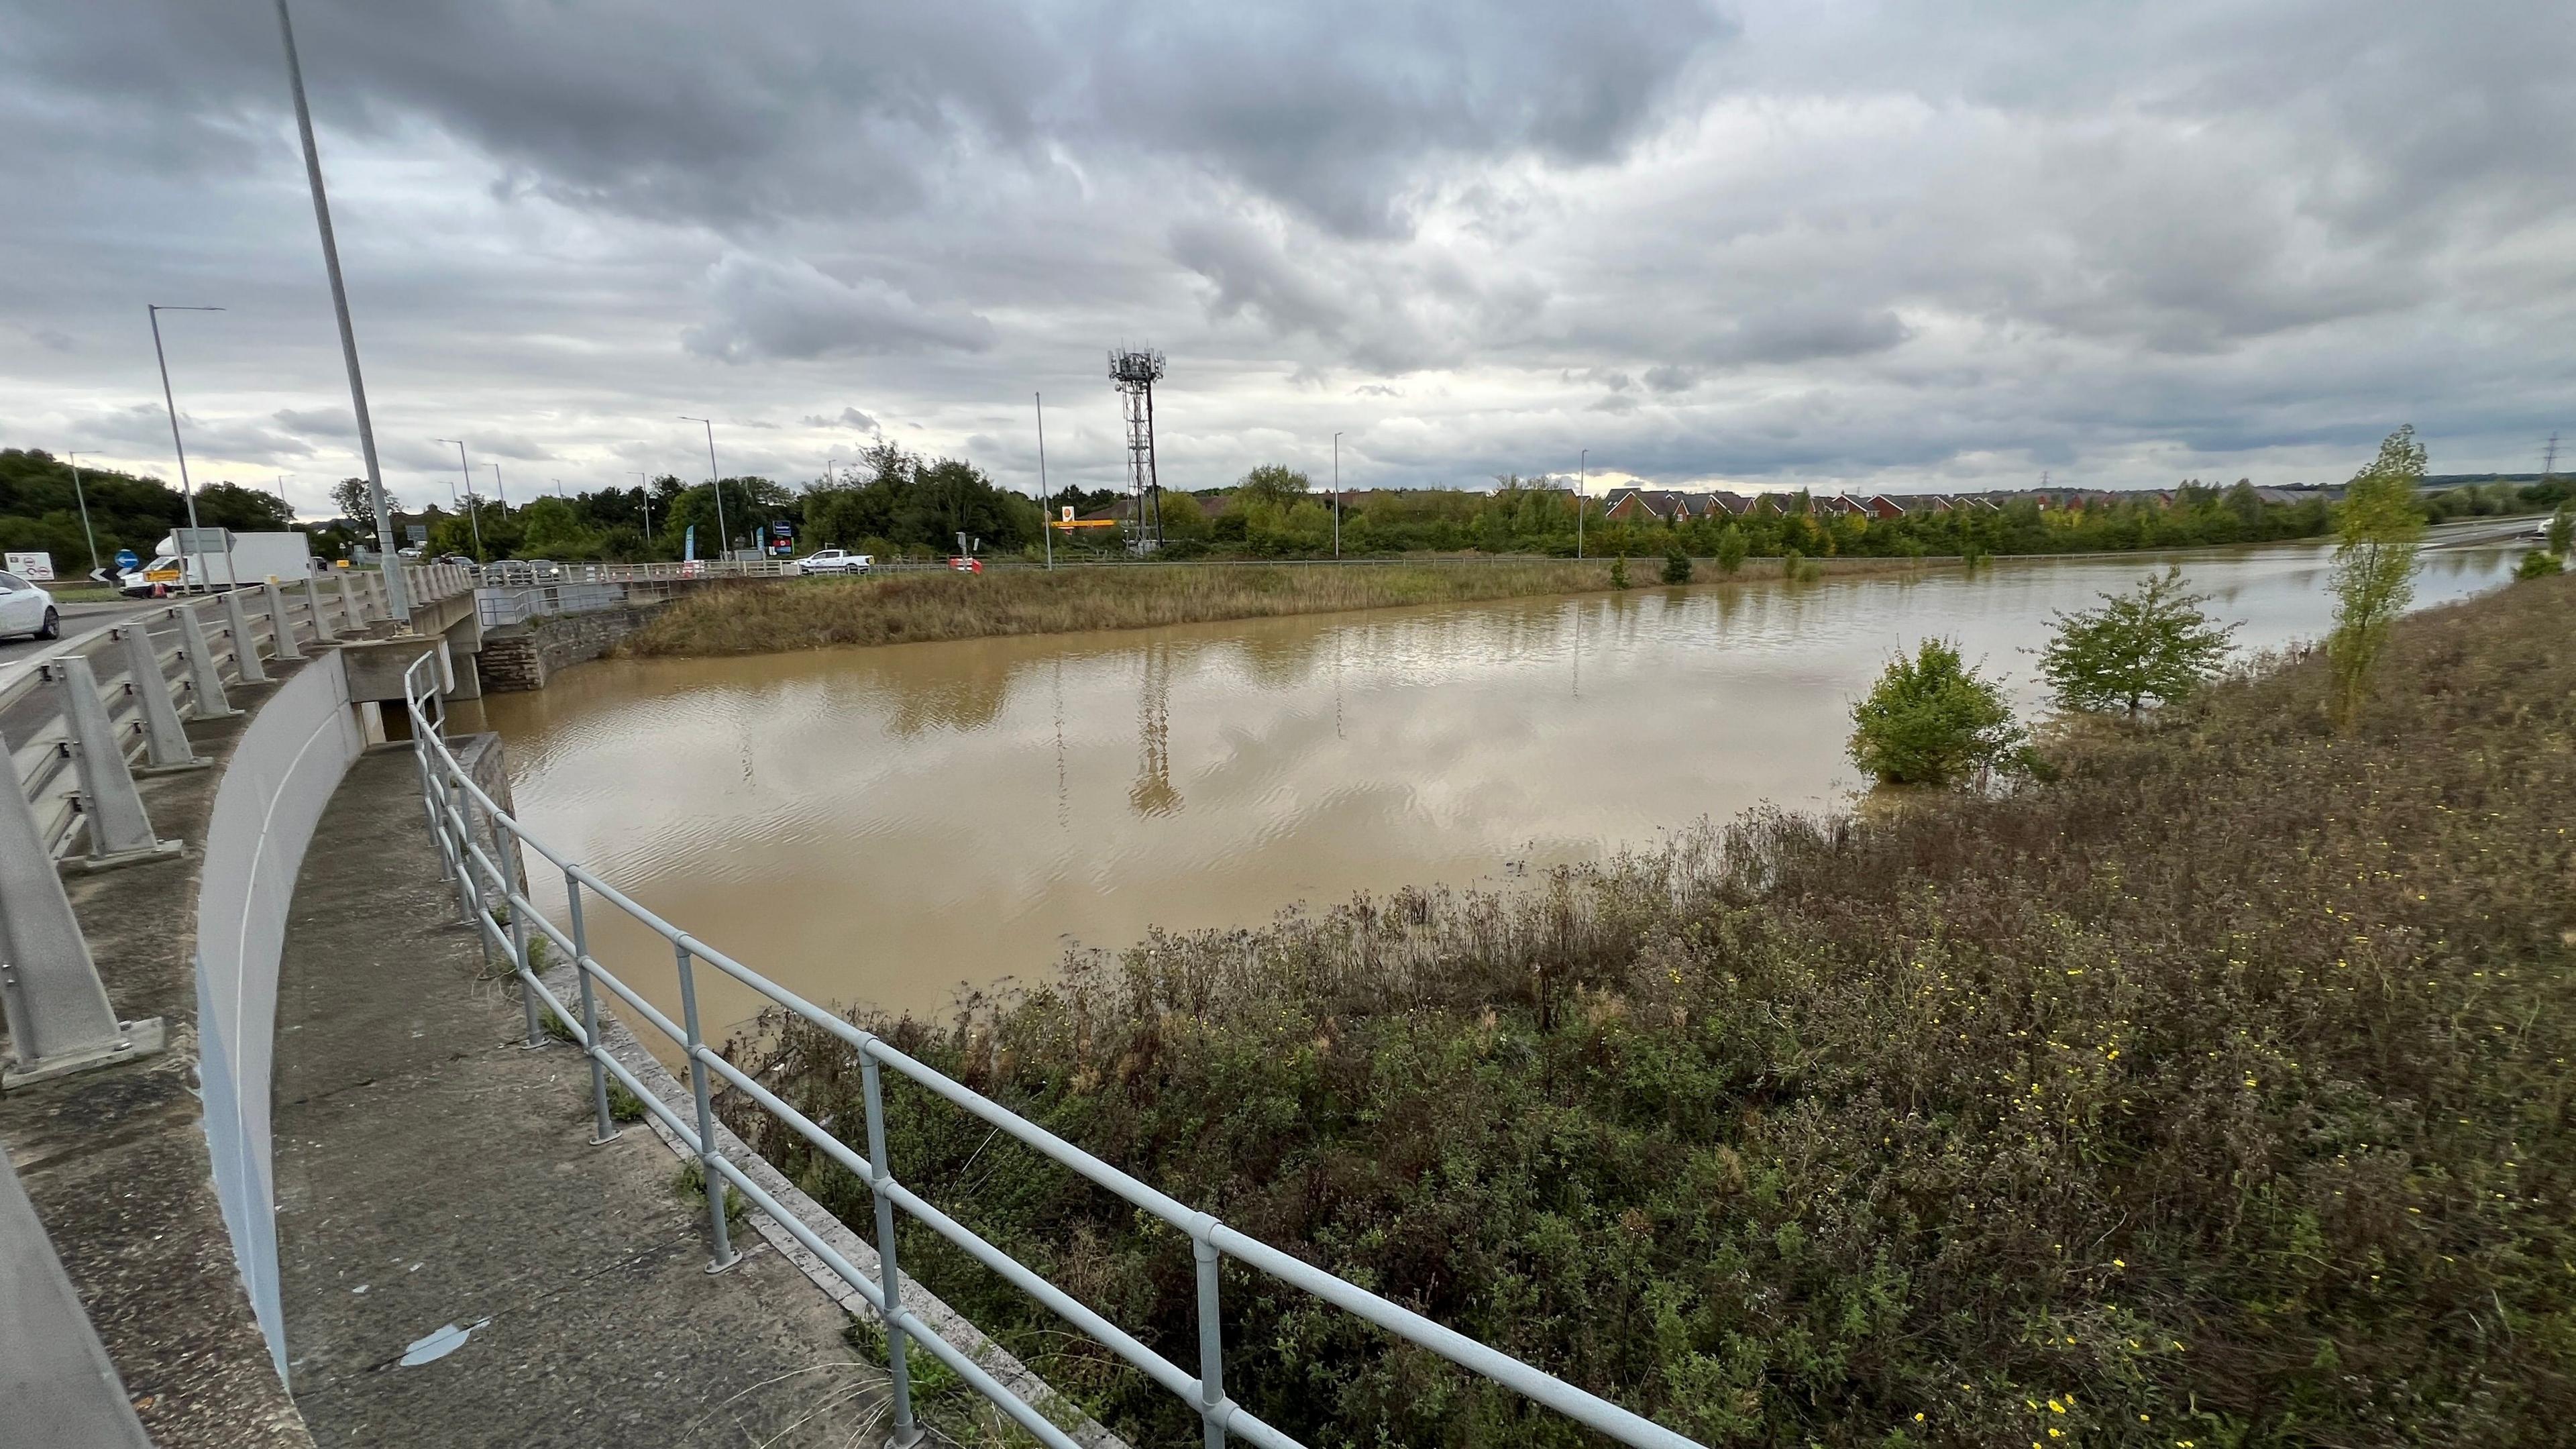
xmin=622 ymin=560 xmax=1858 ymax=657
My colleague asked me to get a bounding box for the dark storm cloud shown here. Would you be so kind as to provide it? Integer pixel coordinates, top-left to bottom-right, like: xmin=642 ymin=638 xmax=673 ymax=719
xmin=3 ymin=1 xmax=2572 ymax=500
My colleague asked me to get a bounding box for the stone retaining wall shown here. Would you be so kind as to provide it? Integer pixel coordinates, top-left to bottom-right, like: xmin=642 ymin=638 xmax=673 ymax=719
xmin=475 ymin=604 xmax=660 ymax=692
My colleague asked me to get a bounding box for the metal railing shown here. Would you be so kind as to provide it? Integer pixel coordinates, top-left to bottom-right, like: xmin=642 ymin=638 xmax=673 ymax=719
xmin=399 ymin=651 xmax=1697 ymax=1449
xmin=475 ymin=582 xmax=626 ymax=629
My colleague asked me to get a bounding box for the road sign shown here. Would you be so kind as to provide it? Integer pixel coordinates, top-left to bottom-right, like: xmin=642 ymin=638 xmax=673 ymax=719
xmin=115 ymin=548 xmax=140 ymax=572
xmin=4 ymin=551 xmax=53 ymax=580
xmin=173 ymin=527 xmax=233 ymax=555
xmin=407 ymin=524 xmax=429 ymax=545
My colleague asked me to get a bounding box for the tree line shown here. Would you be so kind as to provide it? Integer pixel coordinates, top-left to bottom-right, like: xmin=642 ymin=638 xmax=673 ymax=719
xmin=0 ymin=449 xmax=295 ymax=576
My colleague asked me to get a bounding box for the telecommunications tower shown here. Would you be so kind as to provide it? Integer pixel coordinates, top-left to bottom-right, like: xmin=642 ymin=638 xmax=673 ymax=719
xmin=1109 ymin=347 xmax=1166 ymax=551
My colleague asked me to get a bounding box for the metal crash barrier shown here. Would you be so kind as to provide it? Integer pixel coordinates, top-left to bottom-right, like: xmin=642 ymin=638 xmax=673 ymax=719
xmin=399 ymin=652 xmax=1697 ymax=1449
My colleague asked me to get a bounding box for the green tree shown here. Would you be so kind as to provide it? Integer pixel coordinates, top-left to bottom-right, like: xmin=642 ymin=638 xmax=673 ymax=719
xmin=1715 ymin=525 xmax=1748 ymax=575
xmin=1848 ymin=639 xmax=2026 ymax=787
xmin=1234 ymin=465 xmax=1311 ymax=510
xmin=2326 ymin=426 xmax=2426 ymax=723
xmin=2035 ymin=566 xmax=2238 ymax=718
xmin=329 ymin=476 xmax=400 ymax=523
xmin=1661 ymin=546 xmax=1693 ymax=584
xmin=2548 ymin=505 xmax=2573 ymax=556
xmin=1609 ymin=553 xmax=1630 ymax=589
xmin=518 ymin=496 xmax=602 ymax=559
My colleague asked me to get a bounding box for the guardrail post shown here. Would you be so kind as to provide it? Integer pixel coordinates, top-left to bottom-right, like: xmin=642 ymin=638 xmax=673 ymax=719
xmin=861 ymin=1050 xmax=924 ymax=1447
xmin=674 ymin=942 xmax=739 ymax=1273
xmin=335 ymin=570 xmax=362 ymax=634
xmin=566 ymin=873 xmax=618 ymax=1144
xmin=172 ymin=604 xmax=236 ymax=720
xmin=53 ymin=655 xmax=173 ymax=863
xmin=303 ymin=574 xmax=339 ymax=643
xmin=442 ymin=775 xmax=477 ymax=925
xmin=502 ymin=826 xmax=541 ymax=1047
xmin=264 ymin=582 xmax=304 ymax=661
xmin=0 ymin=724 xmax=164 ymax=1087
xmin=118 ymin=624 xmax=203 ymax=770
xmin=221 ymin=589 xmax=268 ymax=684
xmin=1194 ymin=1228 xmax=1228 ymax=1449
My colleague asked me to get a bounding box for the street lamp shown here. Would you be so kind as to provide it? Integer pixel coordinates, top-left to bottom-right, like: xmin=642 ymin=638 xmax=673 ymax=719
xmin=148 ymin=303 xmax=224 ymax=588
xmin=1035 ymin=392 xmax=1053 ymax=571
xmin=272 ymin=0 xmax=406 ymax=616
xmin=64 ymin=451 xmax=101 ymax=576
xmin=678 ymin=417 xmax=730 ymax=562
xmin=1578 ymin=448 xmax=1588 ymax=559
xmin=432 ymin=439 xmax=485 ymax=560
xmin=1332 ymin=432 xmax=1343 ymax=559
xmin=484 ymin=461 xmax=508 ymax=511
xmin=634 ymin=471 xmax=653 ymax=540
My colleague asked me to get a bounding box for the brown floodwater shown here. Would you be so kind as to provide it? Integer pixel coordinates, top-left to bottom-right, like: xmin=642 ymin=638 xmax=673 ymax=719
xmin=461 ymin=541 xmax=2518 ymax=1042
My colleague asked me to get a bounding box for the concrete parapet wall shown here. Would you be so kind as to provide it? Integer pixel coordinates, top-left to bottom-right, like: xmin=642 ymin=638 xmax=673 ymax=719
xmin=193 ymin=651 xmax=364 ymax=1374
xmin=476 ymin=604 xmax=660 ymax=693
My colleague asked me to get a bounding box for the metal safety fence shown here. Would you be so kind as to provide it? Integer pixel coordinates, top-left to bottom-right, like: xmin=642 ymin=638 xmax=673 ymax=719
xmin=399 ymin=651 xmax=1697 ymax=1449
xmin=474 ymin=582 xmax=627 ymax=629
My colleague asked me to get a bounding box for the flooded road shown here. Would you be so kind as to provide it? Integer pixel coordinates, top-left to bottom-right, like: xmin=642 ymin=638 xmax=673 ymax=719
xmin=466 ymin=541 xmax=2518 ymax=1037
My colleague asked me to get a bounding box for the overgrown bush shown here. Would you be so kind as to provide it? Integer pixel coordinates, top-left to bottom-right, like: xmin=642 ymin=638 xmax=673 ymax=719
xmin=729 ymin=574 xmax=2576 ymax=1449
xmin=2035 ymin=566 xmax=2237 ymax=718
xmin=1847 ymin=638 xmax=2026 ymax=786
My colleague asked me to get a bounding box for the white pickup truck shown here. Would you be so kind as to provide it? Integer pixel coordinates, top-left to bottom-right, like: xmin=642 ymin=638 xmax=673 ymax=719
xmin=795 ymin=548 xmax=872 ymax=576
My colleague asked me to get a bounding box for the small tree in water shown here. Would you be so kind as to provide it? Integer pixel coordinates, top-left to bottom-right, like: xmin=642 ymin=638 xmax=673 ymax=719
xmin=1662 ymin=546 xmax=1693 ymax=584
xmin=1848 ymin=639 xmax=2026 ymax=788
xmin=2327 ymin=426 xmax=2426 ymax=724
xmin=1609 ymin=553 xmax=1631 ymax=589
xmin=2036 ymin=566 xmax=2238 ymax=718
xmin=1715 ymin=525 xmax=1749 ymax=574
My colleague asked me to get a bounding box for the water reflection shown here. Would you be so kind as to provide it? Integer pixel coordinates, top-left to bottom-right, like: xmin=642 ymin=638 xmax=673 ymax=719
xmin=471 ymin=542 xmax=2518 ymax=1035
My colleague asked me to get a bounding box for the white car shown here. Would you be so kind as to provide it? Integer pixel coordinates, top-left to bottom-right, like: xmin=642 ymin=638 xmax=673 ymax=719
xmin=0 ymin=570 xmax=59 ymax=641
xmin=796 ymin=548 xmax=872 ymax=576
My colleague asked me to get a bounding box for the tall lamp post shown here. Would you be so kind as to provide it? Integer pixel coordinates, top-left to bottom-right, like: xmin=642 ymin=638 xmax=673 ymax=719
xmin=272 ymin=0 xmax=406 ymax=616
xmin=64 ymin=451 xmax=101 ymax=576
xmin=1578 ymin=448 xmax=1588 ymax=559
xmin=1332 ymin=431 xmax=1343 ymax=559
xmin=1035 ymin=392 xmax=1053 ymax=570
xmin=634 ymin=471 xmax=653 ymax=541
xmin=678 ymin=417 xmax=730 ymax=563
xmin=148 ymin=303 xmax=224 ymax=590
xmin=433 ymin=439 xmax=484 ymax=560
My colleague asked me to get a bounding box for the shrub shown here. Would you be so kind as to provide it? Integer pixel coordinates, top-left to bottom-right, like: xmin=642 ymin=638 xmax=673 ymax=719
xmin=1715 ymin=526 xmax=1748 ymax=574
xmin=2515 ymin=549 xmax=2563 ymax=580
xmin=2326 ymin=426 xmax=2425 ymax=722
xmin=1847 ymin=637 xmax=2025 ymax=786
xmin=2035 ymin=566 xmax=2238 ymax=718
xmin=1609 ymin=554 xmax=1630 ymax=589
xmin=1661 ymin=547 xmax=1693 ymax=585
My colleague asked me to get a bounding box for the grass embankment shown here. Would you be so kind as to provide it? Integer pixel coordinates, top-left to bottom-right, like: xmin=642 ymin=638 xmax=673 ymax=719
xmin=727 ymin=573 xmax=2576 ymax=1448
xmin=623 ymin=560 xmax=1897 ymax=657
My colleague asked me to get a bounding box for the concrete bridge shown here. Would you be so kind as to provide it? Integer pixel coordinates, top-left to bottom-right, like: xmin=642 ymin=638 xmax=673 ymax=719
xmin=0 ymin=560 xmax=1699 ymax=1449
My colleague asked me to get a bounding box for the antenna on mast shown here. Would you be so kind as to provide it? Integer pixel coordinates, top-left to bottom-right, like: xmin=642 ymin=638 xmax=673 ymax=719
xmin=1108 ymin=347 xmax=1166 ymax=553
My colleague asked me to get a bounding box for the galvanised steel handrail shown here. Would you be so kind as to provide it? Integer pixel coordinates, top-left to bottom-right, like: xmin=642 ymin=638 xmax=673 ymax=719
xmin=398 ymin=651 xmax=1699 ymax=1449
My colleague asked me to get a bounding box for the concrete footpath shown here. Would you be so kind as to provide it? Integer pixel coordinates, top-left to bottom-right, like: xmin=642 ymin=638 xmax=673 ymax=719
xmin=270 ymin=751 xmax=883 ymax=1447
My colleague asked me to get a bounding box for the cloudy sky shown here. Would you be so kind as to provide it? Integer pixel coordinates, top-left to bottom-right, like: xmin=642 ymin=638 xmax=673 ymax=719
xmin=4 ymin=1 xmax=2572 ymax=518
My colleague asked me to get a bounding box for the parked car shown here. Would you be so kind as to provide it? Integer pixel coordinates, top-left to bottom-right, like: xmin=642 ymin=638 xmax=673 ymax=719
xmin=947 ymin=556 xmax=984 ymax=574
xmin=0 ymin=569 xmax=58 ymax=640
xmin=796 ymin=548 xmax=873 ymax=576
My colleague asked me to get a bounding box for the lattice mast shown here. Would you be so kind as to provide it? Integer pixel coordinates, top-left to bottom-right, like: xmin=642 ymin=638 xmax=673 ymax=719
xmin=1108 ymin=348 xmax=1166 ymax=551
